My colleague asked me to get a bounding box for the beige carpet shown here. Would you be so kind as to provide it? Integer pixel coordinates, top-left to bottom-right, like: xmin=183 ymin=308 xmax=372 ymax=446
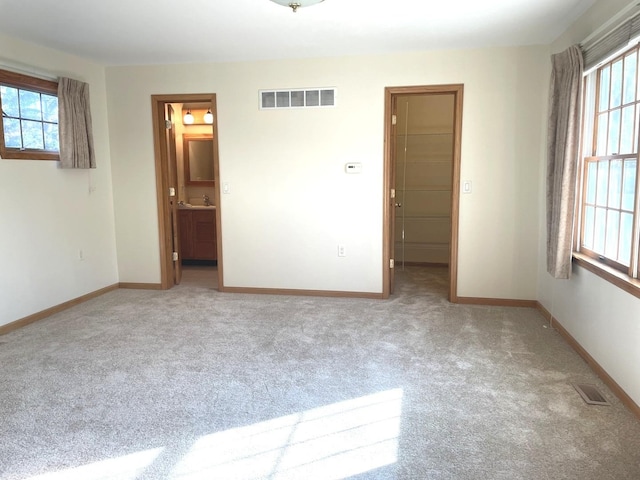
xmin=1 ymin=266 xmax=639 ymax=479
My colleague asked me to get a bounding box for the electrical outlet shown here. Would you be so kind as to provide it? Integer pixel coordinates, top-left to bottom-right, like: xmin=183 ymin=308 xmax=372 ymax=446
xmin=338 ymin=245 xmax=346 ymax=257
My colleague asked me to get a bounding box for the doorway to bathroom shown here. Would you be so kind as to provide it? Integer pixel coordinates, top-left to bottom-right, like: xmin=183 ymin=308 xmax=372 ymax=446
xmin=150 ymin=93 xmax=222 ymax=290
xmin=383 ymin=85 xmax=463 ymax=300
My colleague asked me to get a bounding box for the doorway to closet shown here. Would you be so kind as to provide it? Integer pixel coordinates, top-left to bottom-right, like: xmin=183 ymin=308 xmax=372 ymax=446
xmin=383 ymin=85 xmax=463 ymax=300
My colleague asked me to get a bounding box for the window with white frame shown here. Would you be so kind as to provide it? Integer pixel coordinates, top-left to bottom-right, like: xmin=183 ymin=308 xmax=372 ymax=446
xmin=579 ymin=43 xmax=640 ymax=277
xmin=0 ymin=69 xmax=59 ymax=161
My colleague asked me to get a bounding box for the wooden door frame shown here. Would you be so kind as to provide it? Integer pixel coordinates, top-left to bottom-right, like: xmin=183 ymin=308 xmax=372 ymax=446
xmin=151 ymin=93 xmax=223 ymax=290
xmin=382 ymin=84 xmax=464 ymax=301
xmin=166 ymin=104 xmax=182 ymax=286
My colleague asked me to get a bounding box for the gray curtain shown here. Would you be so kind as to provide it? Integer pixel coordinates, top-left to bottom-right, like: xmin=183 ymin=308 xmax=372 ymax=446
xmin=546 ymin=45 xmax=583 ymax=279
xmin=58 ymin=77 xmax=96 ymax=169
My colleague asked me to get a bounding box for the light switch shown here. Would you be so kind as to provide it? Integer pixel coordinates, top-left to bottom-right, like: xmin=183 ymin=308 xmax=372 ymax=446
xmin=223 ymin=182 xmax=230 ymax=194
xmin=463 ymin=181 xmax=472 ymax=194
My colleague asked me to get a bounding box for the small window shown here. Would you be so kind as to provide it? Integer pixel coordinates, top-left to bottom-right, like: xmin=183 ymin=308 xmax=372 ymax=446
xmin=0 ymin=69 xmax=59 ymax=161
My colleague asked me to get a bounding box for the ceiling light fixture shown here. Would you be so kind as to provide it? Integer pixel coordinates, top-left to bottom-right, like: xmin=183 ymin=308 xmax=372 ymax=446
xmin=204 ymin=109 xmax=214 ymax=124
xmin=183 ymin=109 xmax=194 ymax=125
xmin=269 ymin=0 xmax=324 ymax=13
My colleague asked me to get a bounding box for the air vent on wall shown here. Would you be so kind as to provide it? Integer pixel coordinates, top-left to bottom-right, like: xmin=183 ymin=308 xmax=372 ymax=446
xmin=260 ymin=88 xmax=336 ymax=109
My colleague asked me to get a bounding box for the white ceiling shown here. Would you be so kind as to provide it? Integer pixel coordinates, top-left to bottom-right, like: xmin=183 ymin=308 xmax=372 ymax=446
xmin=0 ymin=0 xmax=597 ymax=66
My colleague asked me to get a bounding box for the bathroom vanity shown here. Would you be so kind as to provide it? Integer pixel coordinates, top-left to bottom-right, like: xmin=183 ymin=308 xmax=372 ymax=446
xmin=178 ymin=207 xmax=217 ymax=262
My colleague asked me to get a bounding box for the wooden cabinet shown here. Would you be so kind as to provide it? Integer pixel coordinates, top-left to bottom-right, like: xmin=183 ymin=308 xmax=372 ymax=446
xmin=178 ymin=208 xmax=217 ymax=262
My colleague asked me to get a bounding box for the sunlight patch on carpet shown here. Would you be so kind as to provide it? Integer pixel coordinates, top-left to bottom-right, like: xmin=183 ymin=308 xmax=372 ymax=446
xmin=23 ymin=447 xmax=164 ymax=480
xmin=20 ymin=389 xmax=402 ymax=480
xmin=168 ymin=388 xmax=403 ymax=479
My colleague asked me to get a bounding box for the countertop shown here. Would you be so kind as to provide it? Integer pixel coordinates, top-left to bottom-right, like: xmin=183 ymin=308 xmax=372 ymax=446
xmin=178 ymin=204 xmax=216 ymax=210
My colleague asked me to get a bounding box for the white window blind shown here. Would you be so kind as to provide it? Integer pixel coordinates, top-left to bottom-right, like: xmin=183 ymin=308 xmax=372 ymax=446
xmin=582 ymin=12 xmax=640 ymax=70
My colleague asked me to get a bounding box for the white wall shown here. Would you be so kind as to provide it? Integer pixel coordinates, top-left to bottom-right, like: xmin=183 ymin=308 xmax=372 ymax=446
xmin=106 ymin=45 xmax=547 ymax=297
xmin=0 ymin=34 xmax=118 ymax=327
xmin=538 ymin=0 xmax=640 ymax=406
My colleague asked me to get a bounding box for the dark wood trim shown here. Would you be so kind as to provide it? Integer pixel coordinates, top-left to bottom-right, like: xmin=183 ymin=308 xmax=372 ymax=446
xmin=0 ymin=68 xmax=57 ymax=94
xmin=118 ymin=282 xmax=163 ymax=290
xmin=536 ymin=302 xmax=640 ymax=421
xmin=573 ymin=253 xmax=640 ymax=300
xmin=382 ymin=84 xmax=463 ymax=301
xmin=382 ymin=88 xmax=393 ymax=296
xmin=151 ymin=96 xmax=172 ymax=290
xmin=0 ymin=284 xmax=118 ymax=336
xmin=0 ymin=150 xmax=59 ymax=161
xmin=455 ymin=297 xmax=537 ymax=308
xmin=449 ymin=85 xmax=464 ymax=303
xmin=220 ymin=286 xmax=384 ymax=299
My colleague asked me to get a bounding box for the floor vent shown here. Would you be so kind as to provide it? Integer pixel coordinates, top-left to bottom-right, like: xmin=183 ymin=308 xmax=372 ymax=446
xmin=573 ymin=383 xmax=611 ymax=406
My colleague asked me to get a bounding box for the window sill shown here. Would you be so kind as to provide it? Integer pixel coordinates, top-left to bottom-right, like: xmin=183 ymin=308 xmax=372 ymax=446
xmin=0 ymin=150 xmax=59 ymax=161
xmin=572 ymin=252 xmax=640 ymax=300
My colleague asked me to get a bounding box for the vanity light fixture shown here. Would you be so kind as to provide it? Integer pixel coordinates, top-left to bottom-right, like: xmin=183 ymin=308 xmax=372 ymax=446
xmin=183 ymin=109 xmax=194 ymax=125
xmin=269 ymin=0 xmax=324 ymax=13
xmin=203 ymin=108 xmax=214 ymax=124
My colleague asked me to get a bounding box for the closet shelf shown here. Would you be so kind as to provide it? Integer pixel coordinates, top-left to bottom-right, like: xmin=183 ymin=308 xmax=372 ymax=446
xmin=396 ymin=186 xmax=452 ymax=192
xmin=395 ymin=241 xmax=451 ymax=246
xmin=398 ymin=159 xmax=452 ymax=163
xmin=397 ymin=133 xmax=453 ymax=136
xmin=395 ymin=214 xmax=451 ymax=220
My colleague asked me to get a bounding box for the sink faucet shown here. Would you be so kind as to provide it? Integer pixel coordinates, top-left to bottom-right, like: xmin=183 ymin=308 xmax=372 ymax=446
xmin=203 ymin=194 xmax=211 ymax=206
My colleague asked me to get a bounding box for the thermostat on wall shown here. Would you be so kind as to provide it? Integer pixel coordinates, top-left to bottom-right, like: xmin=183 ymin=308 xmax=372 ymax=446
xmin=345 ymin=162 xmax=362 ymax=174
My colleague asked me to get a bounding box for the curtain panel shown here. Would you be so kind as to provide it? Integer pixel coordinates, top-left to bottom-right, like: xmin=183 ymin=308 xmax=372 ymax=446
xmin=58 ymin=77 xmax=96 ymax=169
xmin=546 ymin=45 xmax=583 ymax=279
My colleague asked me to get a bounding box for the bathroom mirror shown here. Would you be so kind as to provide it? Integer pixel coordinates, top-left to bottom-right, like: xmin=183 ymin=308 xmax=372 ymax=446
xmin=184 ymin=134 xmax=214 ymax=185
